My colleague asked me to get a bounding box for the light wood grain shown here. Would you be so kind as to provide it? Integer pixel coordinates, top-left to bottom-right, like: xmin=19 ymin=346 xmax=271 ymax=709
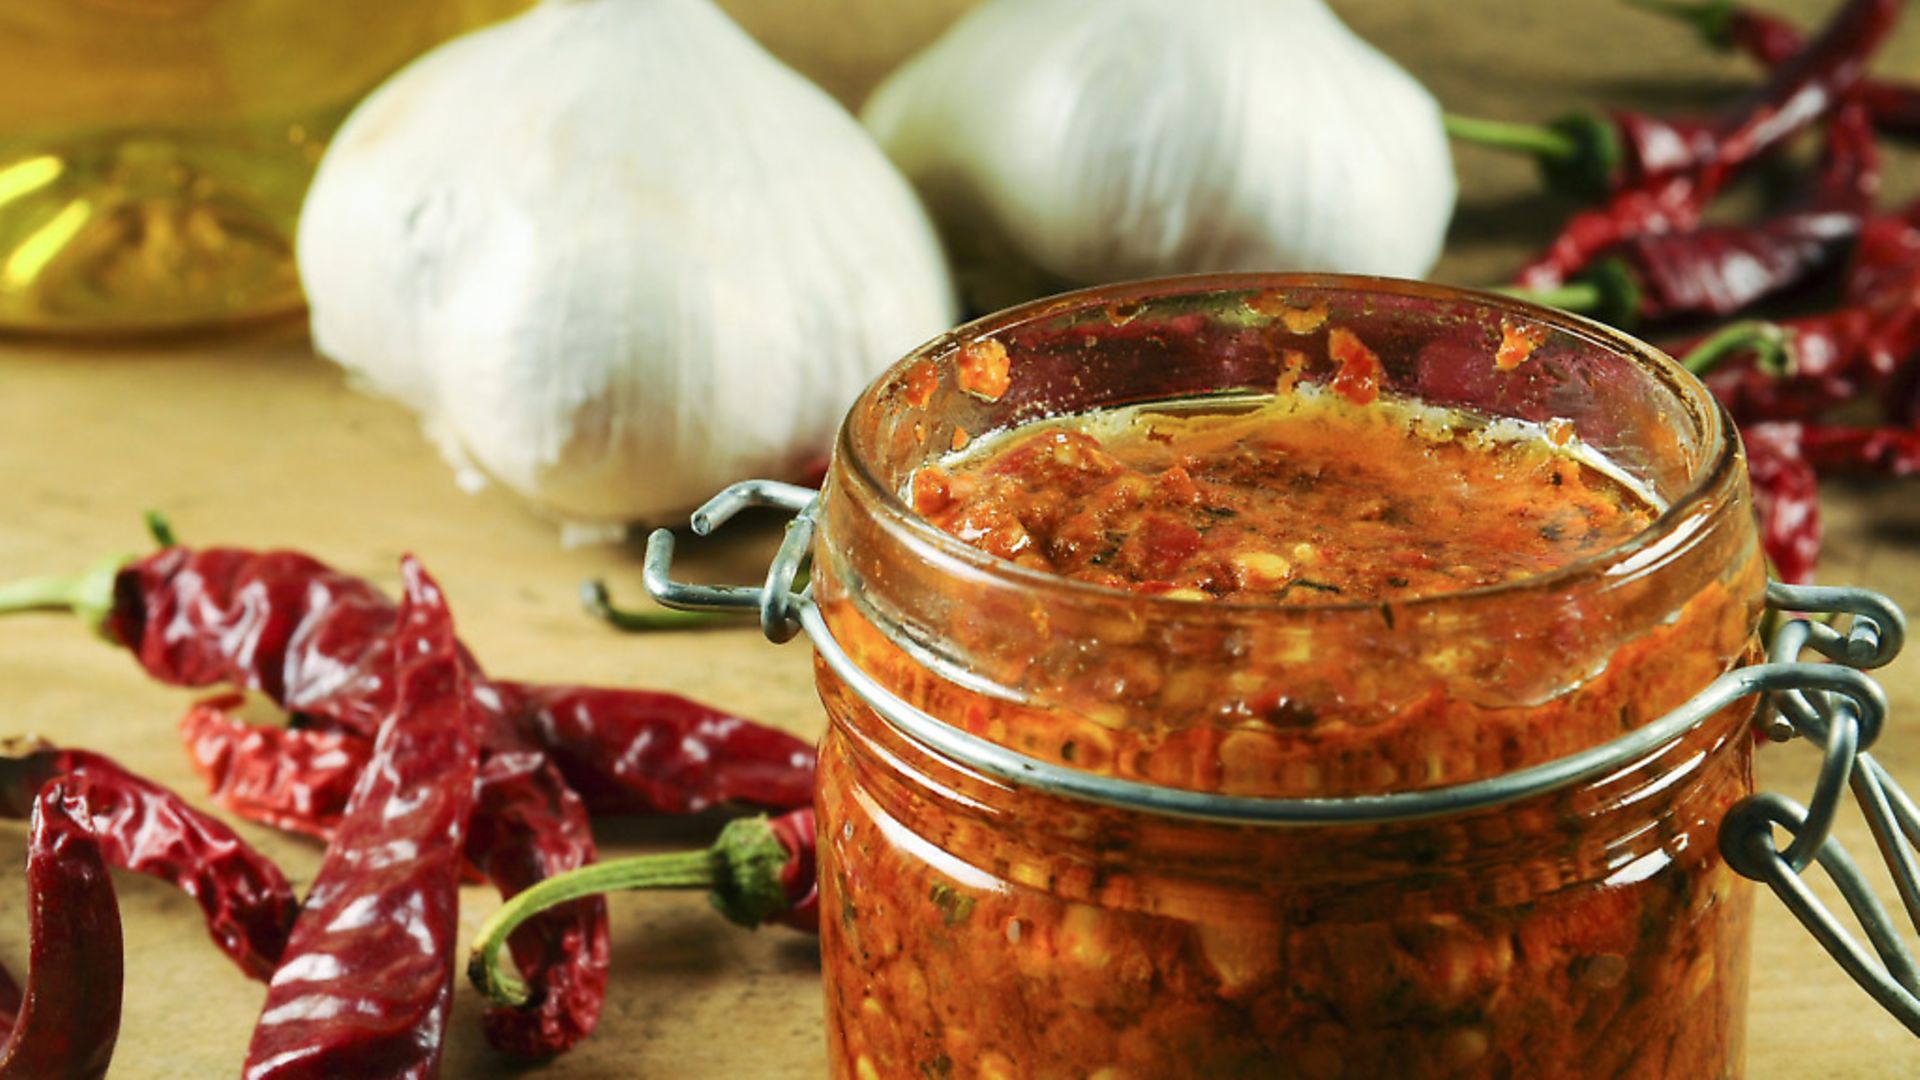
xmin=0 ymin=0 xmax=1916 ymax=1076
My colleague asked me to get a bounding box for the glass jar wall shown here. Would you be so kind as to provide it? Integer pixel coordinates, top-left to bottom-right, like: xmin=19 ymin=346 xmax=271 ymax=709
xmin=809 ymin=275 xmax=1769 ymax=1079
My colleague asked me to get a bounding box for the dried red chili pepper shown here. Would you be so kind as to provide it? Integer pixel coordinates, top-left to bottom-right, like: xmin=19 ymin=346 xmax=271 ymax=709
xmin=1512 ymin=173 xmax=1707 ymax=290
xmin=178 ymin=694 xmax=368 ymax=842
xmin=1741 ymin=422 xmax=1824 ymax=584
xmin=1789 ymin=422 xmax=1920 ymax=475
xmin=765 ymin=807 xmax=820 ymax=933
xmin=0 ymin=745 xmax=297 ymax=981
xmin=0 ymin=544 xmax=817 ymax=819
xmin=183 ymin=692 xmax=616 ymax=1060
xmin=179 ymin=680 xmax=816 ymax=829
xmin=1686 ymin=309 xmax=1878 ymax=423
xmin=499 ymin=681 xmax=817 ymax=817
xmin=1451 ymin=0 xmax=1898 ymax=200
xmin=467 ymin=807 xmax=820 ymax=1011
xmin=1862 ymin=79 xmax=1920 ymax=138
xmin=3 ymin=542 xmax=808 ymax=1060
xmin=1635 ymin=0 xmax=1920 ymax=138
xmin=0 ymin=778 xmax=124 ymax=1080
xmin=0 ymin=965 xmax=18 ymax=1036
xmin=1443 ymin=110 xmax=1717 ymax=201
xmin=244 ymin=559 xmax=480 ymax=1079
xmin=1514 ymin=102 xmax=1879 ymax=322
xmin=0 ymin=545 xmax=405 ymax=740
xmin=461 ymin=743 xmax=610 ymax=1059
xmin=1691 ymin=0 xmax=1897 ymax=192
xmin=1851 ymin=224 xmax=1920 ymax=324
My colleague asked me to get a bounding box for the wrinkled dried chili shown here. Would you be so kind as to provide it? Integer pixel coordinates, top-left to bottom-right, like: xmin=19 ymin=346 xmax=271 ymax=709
xmin=1 ymin=541 xmax=817 ymax=1061
xmin=467 ymin=808 xmax=819 ymax=1010
xmin=1669 ymin=205 xmax=1920 ymax=427
xmin=178 ymin=695 xmax=367 ymax=842
xmin=462 ymin=742 xmax=610 ymax=1059
xmin=181 ymin=691 xmax=616 ymax=1060
xmin=0 ymin=544 xmax=816 ymax=819
xmin=244 ymin=560 xmax=479 ymax=1079
xmin=1741 ymin=422 xmax=1824 ymax=584
xmin=0 ymin=745 xmax=297 ymax=981
xmin=1442 ymin=110 xmax=1717 ymax=201
xmin=1635 ymin=0 xmax=1920 ymax=138
xmin=179 ymin=680 xmax=816 ymax=831
xmin=499 ymin=681 xmax=817 ymax=817
xmin=1692 ymin=309 xmax=1878 ymax=423
xmin=1513 ymin=102 xmax=1879 ymax=322
xmin=1450 ymin=0 xmax=1898 ymax=200
xmin=0 ymin=779 xmax=123 ymax=1080
xmin=1761 ymin=421 xmax=1920 ymax=476
xmin=93 ymin=542 xmax=435 ymax=740
xmin=1513 ymin=173 xmax=1707 ymax=289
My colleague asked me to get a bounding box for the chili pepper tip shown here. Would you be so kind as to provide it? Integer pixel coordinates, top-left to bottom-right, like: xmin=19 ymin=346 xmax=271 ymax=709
xmin=467 ymin=815 xmax=795 ymax=1008
xmin=580 ymin=578 xmax=730 ymax=632
xmin=0 ymin=551 xmax=134 ymax=640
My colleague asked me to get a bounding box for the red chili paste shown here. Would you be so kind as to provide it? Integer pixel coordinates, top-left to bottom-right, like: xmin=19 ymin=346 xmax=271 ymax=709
xmin=819 ymin=375 xmax=1761 ymax=1080
xmin=911 ymin=392 xmax=1656 ymax=603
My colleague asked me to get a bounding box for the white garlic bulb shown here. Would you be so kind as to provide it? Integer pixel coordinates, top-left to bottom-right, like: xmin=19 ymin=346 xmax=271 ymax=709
xmin=298 ymin=0 xmax=957 ymax=534
xmin=862 ymin=0 xmax=1454 ymax=301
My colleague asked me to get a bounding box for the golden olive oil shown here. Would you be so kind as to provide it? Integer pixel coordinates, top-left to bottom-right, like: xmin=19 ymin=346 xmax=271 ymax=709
xmin=0 ymin=0 xmax=529 ymax=334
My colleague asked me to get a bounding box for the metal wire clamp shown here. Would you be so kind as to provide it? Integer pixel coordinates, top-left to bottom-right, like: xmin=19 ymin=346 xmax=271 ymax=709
xmin=645 ymin=479 xmax=1920 ymax=1033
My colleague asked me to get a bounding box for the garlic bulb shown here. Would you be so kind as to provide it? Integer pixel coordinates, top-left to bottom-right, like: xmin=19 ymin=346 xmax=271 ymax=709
xmin=862 ymin=0 xmax=1454 ymax=302
xmin=298 ymin=0 xmax=956 ymax=533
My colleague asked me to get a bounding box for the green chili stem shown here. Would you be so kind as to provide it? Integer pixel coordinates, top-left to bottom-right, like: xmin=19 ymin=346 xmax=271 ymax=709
xmin=0 ymin=571 xmax=91 ymax=614
xmin=469 ymin=848 xmax=719 ymax=1006
xmin=1493 ymin=280 xmax=1605 ymax=313
xmin=1621 ymin=0 xmax=1735 ymax=44
xmin=1681 ymin=319 xmax=1794 ymax=377
xmin=1443 ymin=113 xmax=1581 ymax=161
xmin=581 ymin=579 xmax=731 ymax=631
xmin=144 ymin=510 xmax=178 ymax=548
xmin=467 ymin=815 xmax=792 ymax=1008
xmin=0 ymin=552 xmax=130 ymax=637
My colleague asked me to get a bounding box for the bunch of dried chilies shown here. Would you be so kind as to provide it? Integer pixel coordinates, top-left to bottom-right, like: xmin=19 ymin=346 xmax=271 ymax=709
xmin=0 ymin=531 xmax=820 ymax=1076
xmin=1448 ymin=0 xmax=1919 ymax=584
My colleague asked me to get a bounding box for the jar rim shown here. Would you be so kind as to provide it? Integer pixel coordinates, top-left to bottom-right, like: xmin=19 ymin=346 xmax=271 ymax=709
xmin=835 ymin=271 xmax=1740 ymax=616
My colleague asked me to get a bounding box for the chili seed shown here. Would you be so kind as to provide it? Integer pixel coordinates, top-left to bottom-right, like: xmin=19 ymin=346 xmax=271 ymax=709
xmin=1195 ymin=920 xmax=1283 ymax=994
xmin=1581 ymin=953 xmax=1628 ymax=990
xmin=1059 ymin=904 xmax=1113 ymax=970
xmin=978 ymin=1053 xmax=1017 ymax=1080
xmin=1442 ymin=1026 xmax=1490 ymax=1068
xmin=1684 ymin=953 xmax=1716 ymax=1004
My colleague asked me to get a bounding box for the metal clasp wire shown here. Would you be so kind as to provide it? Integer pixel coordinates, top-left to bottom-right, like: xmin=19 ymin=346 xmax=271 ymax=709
xmin=647 ymin=481 xmax=1920 ymax=1030
xmin=1719 ymin=582 xmax=1920 ymax=1035
xmin=641 ymin=479 xmax=817 ymax=644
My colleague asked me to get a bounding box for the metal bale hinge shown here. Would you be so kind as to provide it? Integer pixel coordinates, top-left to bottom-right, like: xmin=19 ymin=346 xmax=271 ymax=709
xmin=646 ymin=480 xmax=1920 ymax=1033
xmin=1720 ymin=582 xmax=1920 ymax=1035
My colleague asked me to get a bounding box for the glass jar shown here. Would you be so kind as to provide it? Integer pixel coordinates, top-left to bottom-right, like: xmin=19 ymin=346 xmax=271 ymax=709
xmin=0 ymin=0 xmax=528 ymax=334
xmin=808 ymin=275 xmax=1768 ymax=1079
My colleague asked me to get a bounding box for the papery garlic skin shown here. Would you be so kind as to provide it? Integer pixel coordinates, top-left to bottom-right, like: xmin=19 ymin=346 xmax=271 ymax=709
xmin=862 ymin=0 xmax=1454 ymax=297
xmin=298 ymin=0 xmax=956 ymax=528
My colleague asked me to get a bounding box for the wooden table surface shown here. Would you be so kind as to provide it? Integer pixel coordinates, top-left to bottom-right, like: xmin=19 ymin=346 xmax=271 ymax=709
xmin=2 ymin=1 xmax=1918 ymax=1076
